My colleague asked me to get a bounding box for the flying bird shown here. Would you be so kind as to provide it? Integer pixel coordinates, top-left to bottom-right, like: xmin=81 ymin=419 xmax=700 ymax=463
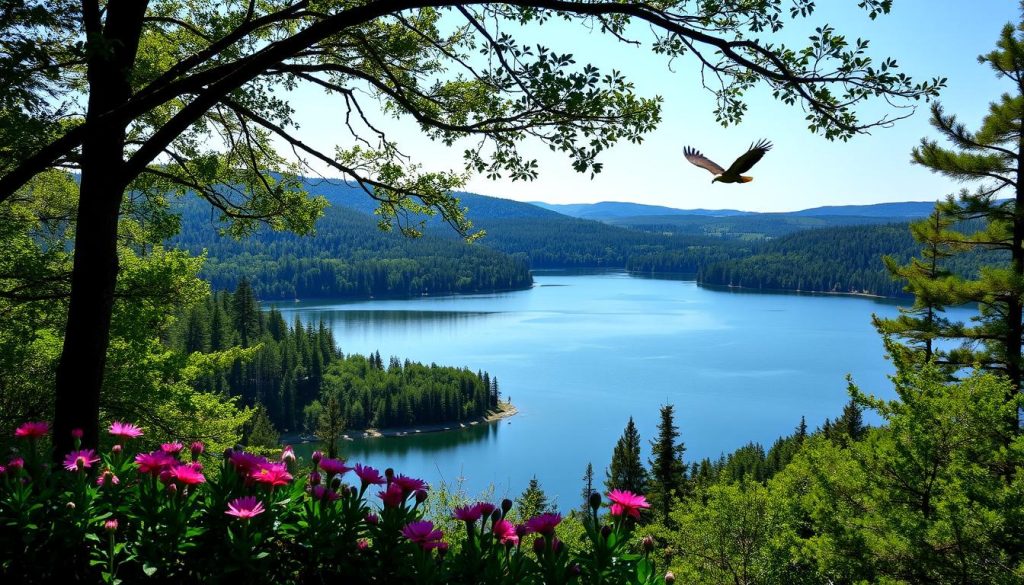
xmin=683 ymin=139 xmax=773 ymax=184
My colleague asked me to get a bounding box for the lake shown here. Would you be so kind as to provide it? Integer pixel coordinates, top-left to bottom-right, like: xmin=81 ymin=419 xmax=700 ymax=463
xmin=270 ymin=270 xmax=972 ymax=509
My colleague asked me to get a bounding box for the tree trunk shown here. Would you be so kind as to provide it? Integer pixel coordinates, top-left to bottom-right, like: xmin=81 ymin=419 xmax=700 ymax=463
xmin=52 ymin=0 xmax=149 ymax=455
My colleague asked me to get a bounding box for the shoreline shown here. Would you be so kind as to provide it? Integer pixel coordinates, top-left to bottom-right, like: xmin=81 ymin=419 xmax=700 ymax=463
xmin=697 ymin=281 xmax=892 ymax=300
xmin=281 ymin=402 xmax=518 ymax=444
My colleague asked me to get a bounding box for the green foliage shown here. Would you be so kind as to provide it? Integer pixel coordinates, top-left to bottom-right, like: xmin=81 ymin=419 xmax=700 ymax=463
xmin=606 ymin=417 xmax=649 ymax=494
xmin=244 ymin=404 xmax=280 ymax=449
xmin=646 ymin=405 xmax=686 ymax=525
xmin=515 ymin=476 xmax=553 ymax=520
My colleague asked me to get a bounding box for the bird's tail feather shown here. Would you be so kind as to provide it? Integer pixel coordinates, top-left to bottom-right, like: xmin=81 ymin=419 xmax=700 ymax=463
xmin=739 ymin=176 xmax=753 ymax=183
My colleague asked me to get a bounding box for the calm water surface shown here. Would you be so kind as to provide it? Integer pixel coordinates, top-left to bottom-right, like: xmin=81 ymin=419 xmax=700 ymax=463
xmin=270 ymin=271 xmax=971 ymax=507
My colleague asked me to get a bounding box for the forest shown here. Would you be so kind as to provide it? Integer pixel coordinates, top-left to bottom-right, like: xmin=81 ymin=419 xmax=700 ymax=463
xmin=167 ymin=280 xmax=502 ymax=436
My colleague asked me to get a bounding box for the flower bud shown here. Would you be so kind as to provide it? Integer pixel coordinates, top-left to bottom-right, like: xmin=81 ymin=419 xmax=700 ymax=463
xmin=111 ymin=444 xmax=122 ymax=455
xmin=491 ymin=509 xmax=501 ymax=524
xmin=311 ymin=450 xmax=323 ymax=465
xmin=551 ymin=537 xmax=564 ymax=554
xmin=330 ymin=476 xmax=342 ymax=491
xmin=166 ymin=483 xmax=177 ymax=496
xmin=71 ymin=428 xmax=83 ymax=439
xmin=280 ymin=445 xmax=296 ymax=463
xmin=365 ymin=513 xmax=379 ymax=525
xmin=308 ymin=471 xmax=321 ymax=486
xmin=436 ymin=541 xmax=449 ymax=558
xmin=501 ymin=498 xmax=513 ymax=516
xmin=357 ymin=539 xmax=369 ymax=551
xmin=384 ymin=467 xmax=394 ymax=481
xmin=533 ymin=536 xmax=546 ymax=555
xmin=104 ymin=519 xmax=118 ymax=533
xmin=415 ymin=489 xmax=428 ymax=505
xmin=642 ymin=535 xmax=655 ymax=553
xmin=665 ymin=571 xmax=675 ymax=584
xmin=7 ymin=457 xmax=24 ymax=471
xmin=190 ymin=441 xmax=205 ymax=460
xmin=589 ymin=491 xmax=602 ymax=512
xmin=66 ymin=501 xmax=76 ymax=510
xmin=600 ymin=525 xmax=612 ymax=540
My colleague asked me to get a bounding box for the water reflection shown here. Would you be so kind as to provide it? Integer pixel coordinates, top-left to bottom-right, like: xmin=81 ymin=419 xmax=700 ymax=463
xmin=291 ymin=422 xmax=501 ymax=465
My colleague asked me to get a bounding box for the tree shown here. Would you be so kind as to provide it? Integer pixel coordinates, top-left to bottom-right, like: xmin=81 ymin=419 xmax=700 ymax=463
xmin=880 ymin=12 xmax=1024 ymax=413
xmin=515 ymin=476 xmax=553 ymax=520
xmin=245 ymin=403 xmax=280 ymax=448
xmin=1 ymin=0 xmax=944 ymax=452
xmin=580 ymin=462 xmax=595 ymax=513
xmin=606 ymin=416 xmax=648 ymax=494
xmin=647 ymin=404 xmax=687 ymax=524
xmin=316 ymin=391 xmax=345 ymax=459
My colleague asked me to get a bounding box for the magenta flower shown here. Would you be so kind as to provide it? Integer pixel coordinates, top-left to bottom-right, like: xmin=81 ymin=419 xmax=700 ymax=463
xmin=251 ymin=461 xmax=293 ymax=487
xmin=108 ymin=421 xmax=143 ymax=440
xmin=354 ymin=463 xmax=386 ymax=486
xmin=311 ymin=485 xmax=340 ymax=502
xmin=71 ymin=428 xmax=83 ymax=439
xmin=280 ymin=445 xmax=295 ymax=463
xmin=453 ymin=503 xmax=486 ymax=523
xmin=392 ymin=474 xmax=426 ymax=495
xmin=365 ymin=513 xmax=379 ymax=525
xmin=96 ymin=469 xmax=120 ymax=487
xmin=63 ymin=449 xmax=100 ymax=471
xmin=492 ymin=519 xmax=519 ymax=546
xmin=160 ymin=442 xmax=184 ymax=455
xmin=135 ymin=450 xmax=176 ymax=475
xmin=377 ymin=483 xmax=405 ymax=508
xmin=401 ymin=520 xmax=445 ymax=550
xmin=189 ymin=441 xmax=205 ymax=459
xmin=104 ymin=519 xmax=118 ymax=533
xmin=357 ymin=539 xmax=369 ymax=551
xmin=526 ymin=512 xmax=562 ymax=536
xmin=14 ymin=421 xmax=49 ymax=439
xmin=225 ymin=496 xmax=265 ymax=520
xmin=168 ymin=463 xmax=205 ymax=485
xmin=318 ymin=457 xmax=352 ymax=477
xmin=8 ymin=457 xmax=24 ymax=471
xmin=228 ymin=450 xmax=269 ymax=475
xmin=607 ymin=489 xmax=650 ymax=519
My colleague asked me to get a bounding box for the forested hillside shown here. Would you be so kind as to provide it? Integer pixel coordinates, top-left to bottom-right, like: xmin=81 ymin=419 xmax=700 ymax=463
xmin=170 ymin=196 xmax=533 ymax=300
xmin=167 ymin=281 xmax=501 ymax=434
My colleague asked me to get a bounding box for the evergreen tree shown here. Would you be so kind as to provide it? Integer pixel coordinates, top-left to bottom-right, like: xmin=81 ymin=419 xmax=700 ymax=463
xmin=316 ymin=392 xmax=345 ymax=459
xmin=831 ymin=398 xmax=867 ymax=445
xmin=879 ymin=21 xmax=1024 ymax=419
xmin=516 ymin=476 xmax=552 ymax=520
xmin=580 ymin=462 xmax=595 ymax=513
xmin=647 ymin=404 xmax=687 ymax=524
xmin=232 ymin=278 xmax=261 ymax=347
xmin=245 ymin=403 xmax=279 ymax=448
xmin=606 ymin=416 xmax=649 ymax=494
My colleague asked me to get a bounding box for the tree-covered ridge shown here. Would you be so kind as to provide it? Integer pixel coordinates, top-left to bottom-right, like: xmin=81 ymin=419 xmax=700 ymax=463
xmin=169 ymin=280 xmax=502 ymax=436
xmin=170 ymin=198 xmax=532 ymax=299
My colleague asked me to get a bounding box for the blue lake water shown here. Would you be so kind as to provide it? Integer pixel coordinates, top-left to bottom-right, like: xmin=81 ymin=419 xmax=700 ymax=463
xmin=270 ymin=271 xmax=972 ymax=509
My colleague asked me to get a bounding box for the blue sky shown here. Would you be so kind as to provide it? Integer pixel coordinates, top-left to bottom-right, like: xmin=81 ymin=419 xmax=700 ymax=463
xmin=288 ymin=1 xmax=1022 ymax=212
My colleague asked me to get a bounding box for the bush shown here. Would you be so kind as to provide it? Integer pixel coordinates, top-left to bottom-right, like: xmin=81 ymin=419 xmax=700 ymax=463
xmin=1 ymin=421 xmax=667 ymax=584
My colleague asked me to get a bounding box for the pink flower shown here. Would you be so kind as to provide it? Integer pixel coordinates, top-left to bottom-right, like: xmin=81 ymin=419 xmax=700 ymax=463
xmin=160 ymin=442 xmax=183 ymax=455
xmin=401 ymin=520 xmax=445 ymax=550
xmin=228 ymin=451 xmax=269 ymax=475
xmin=392 ymin=474 xmax=426 ymax=495
xmin=7 ymin=457 xmax=24 ymax=471
xmin=14 ymin=421 xmax=49 ymax=439
xmin=311 ymin=485 xmax=340 ymax=502
xmin=189 ymin=441 xmax=205 ymax=460
xmin=357 ymin=539 xmax=369 ymax=551
xmin=492 ymin=519 xmax=519 ymax=546
xmin=63 ymin=449 xmax=100 ymax=471
xmin=526 ymin=512 xmax=562 ymax=536
xmin=377 ymin=483 xmax=405 ymax=508
xmin=225 ymin=496 xmax=265 ymax=520
xmin=318 ymin=457 xmax=352 ymax=477
xmin=108 ymin=421 xmax=143 ymax=440
xmin=71 ymin=428 xmax=83 ymax=439
xmin=96 ymin=470 xmax=120 ymax=487
xmin=354 ymin=463 xmax=386 ymax=486
xmin=168 ymin=463 xmax=205 ymax=485
xmin=454 ymin=501 xmax=497 ymax=524
xmin=607 ymin=489 xmax=650 ymax=519
xmin=250 ymin=461 xmax=293 ymax=487
xmin=104 ymin=519 xmax=118 ymax=533
xmin=280 ymin=445 xmax=295 ymax=463
xmin=135 ymin=450 xmax=176 ymax=475
xmin=365 ymin=513 xmax=379 ymax=525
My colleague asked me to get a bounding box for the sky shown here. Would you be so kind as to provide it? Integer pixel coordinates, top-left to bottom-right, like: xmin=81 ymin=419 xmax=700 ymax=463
xmin=286 ymin=1 xmax=1023 ymax=213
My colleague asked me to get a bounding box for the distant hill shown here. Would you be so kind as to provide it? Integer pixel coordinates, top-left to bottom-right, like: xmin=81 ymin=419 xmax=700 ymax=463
xmin=530 ymin=200 xmax=750 ymax=219
xmin=790 ymin=201 xmax=940 ymax=218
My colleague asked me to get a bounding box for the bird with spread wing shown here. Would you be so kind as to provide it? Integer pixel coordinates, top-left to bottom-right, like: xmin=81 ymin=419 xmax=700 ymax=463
xmin=683 ymin=139 xmax=772 ymax=183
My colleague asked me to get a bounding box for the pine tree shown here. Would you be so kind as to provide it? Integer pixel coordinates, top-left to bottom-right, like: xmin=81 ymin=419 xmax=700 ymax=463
xmin=606 ymin=416 xmax=648 ymax=494
xmin=580 ymin=462 xmax=595 ymax=513
xmin=832 ymin=398 xmax=867 ymax=445
xmin=232 ymin=278 xmax=261 ymax=347
xmin=245 ymin=404 xmax=279 ymax=448
xmin=316 ymin=391 xmax=345 ymax=459
xmin=647 ymin=404 xmax=687 ymax=524
xmin=516 ymin=476 xmax=552 ymax=520
xmin=879 ymin=21 xmax=1024 ymax=423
